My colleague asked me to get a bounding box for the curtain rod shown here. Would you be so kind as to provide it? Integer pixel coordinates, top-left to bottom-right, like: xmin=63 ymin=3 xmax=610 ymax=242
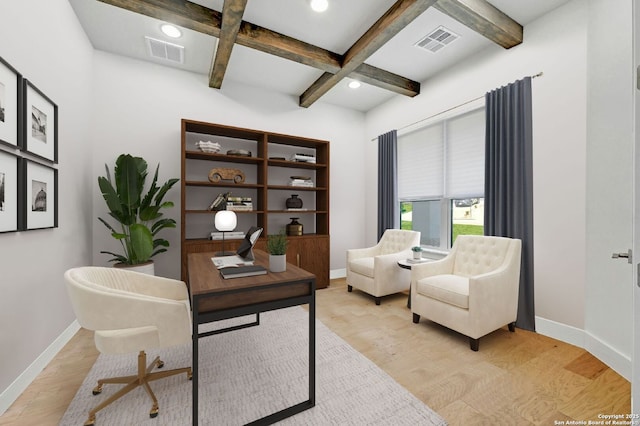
xmin=371 ymin=72 xmax=543 ymax=141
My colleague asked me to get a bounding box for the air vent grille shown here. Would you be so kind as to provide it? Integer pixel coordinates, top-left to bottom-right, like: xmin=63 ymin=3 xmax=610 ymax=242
xmin=415 ymin=26 xmax=459 ymax=53
xmin=145 ymin=36 xmax=184 ymax=63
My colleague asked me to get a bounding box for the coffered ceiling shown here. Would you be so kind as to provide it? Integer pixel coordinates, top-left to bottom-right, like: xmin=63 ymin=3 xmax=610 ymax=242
xmin=69 ymin=0 xmax=571 ymax=112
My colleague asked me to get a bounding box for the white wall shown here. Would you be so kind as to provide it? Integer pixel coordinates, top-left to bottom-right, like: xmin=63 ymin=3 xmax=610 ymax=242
xmin=0 ymin=0 xmax=94 ymax=411
xmin=585 ymin=0 xmax=634 ymax=372
xmin=90 ymin=51 xmax=367 ymax=279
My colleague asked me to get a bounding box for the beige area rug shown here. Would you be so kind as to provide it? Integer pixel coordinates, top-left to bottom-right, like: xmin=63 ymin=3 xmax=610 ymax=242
xmin=60 ymin=307 xmax=447 ymax=425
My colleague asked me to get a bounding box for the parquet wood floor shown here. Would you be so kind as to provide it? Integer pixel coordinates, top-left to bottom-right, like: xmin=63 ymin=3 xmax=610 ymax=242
xmin=0 ymin=279 xmax=631 ymax=425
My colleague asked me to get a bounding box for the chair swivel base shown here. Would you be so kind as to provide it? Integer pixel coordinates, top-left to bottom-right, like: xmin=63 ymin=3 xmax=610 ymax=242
xmin=84 ymin=350 xmax=192 ymax=426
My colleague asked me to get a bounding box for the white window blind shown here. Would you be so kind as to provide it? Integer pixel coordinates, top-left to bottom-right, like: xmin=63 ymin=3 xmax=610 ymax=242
xmin=445 ymin=109 xmax=485 ymax=198
xmin=397 ymin=107 xmax=484 ymax=200
xmin=397 ymin=123 xmax=443 ymax=200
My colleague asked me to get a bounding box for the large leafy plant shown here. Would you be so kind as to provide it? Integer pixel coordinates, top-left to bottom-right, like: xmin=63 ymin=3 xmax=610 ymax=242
xmin=98 ymin=154 xmax=179 ymax=265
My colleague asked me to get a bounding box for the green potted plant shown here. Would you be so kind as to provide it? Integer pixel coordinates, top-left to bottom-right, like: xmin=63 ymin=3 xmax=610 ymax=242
xmin=266 ymin=230 xmax=288 ymax=272
xmin=98 ymin=154 xmax=179 ymax=274
xmin=411 ymin=246 xmax=423 ymax=260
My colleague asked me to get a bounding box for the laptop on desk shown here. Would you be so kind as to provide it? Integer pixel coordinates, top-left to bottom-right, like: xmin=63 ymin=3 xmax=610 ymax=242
xmin=211 ymin=226 xmax=263 ymax=272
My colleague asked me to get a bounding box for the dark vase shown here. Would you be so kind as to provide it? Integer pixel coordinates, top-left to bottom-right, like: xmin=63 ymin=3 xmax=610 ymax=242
xmin=286 ymin=218 xmax=303 ymax=236
xmin=285 ymin=194 xmax=303 ymax=209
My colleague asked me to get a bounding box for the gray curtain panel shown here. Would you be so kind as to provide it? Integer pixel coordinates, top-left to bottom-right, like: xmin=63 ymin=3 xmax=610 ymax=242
xmin=377 ymin=130 xmax=398 ymax=240
xmin=484 ymin=77 xmax=535 ymax=331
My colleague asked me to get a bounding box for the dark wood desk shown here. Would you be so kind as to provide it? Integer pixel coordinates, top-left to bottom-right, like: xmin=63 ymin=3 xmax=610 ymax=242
xmin=188 ymin=249 xmax=316 ymax=426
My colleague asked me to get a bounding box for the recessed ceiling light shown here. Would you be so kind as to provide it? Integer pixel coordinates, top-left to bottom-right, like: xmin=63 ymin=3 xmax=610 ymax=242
xmin=160 ymin=24 xmax=182 ymax=38
xmin=348 ymin=81 xmax=361 ymax=89
xmin=310 ymin=0 xmax=328 ymax=13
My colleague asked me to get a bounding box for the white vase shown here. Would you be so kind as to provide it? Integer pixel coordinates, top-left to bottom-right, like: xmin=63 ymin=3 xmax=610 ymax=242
xmin=269 ymin=254 xmax=286 ymax=272
xmin=114 ymin=261 xmax=155 ymax=275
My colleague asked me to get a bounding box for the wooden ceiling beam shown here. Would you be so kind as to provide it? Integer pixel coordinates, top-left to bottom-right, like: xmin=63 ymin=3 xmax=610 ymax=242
xmin=98 ymin=0 xmax=420 ymax=99
xmin=299 ymin=0 xmax=436 ymax=108
xmin=352 ymin=63 xmax=421 ymax=97
xmin=209 ymin=0 xmax=248 ymax=89
xmin=98 ymin=0 xmax=223 ymax=36
xmin=434 ymin=0 xmax=523 ymax=49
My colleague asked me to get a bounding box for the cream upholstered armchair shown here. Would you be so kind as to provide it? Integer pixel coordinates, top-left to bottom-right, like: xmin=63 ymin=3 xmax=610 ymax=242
xmin=64 ymin=267 xmax=193 ymax=426
xmin=411 ymin=235 xmax=522 ymax=351
xmin=347 ymin=229 xmax=421 ymax=305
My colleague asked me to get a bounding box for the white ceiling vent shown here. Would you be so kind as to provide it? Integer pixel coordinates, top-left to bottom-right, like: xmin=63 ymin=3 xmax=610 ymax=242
xmin=145 ymin=36 xmax=184 ymax=63
xmin=414 ymin=26 xmax=459 ymax=53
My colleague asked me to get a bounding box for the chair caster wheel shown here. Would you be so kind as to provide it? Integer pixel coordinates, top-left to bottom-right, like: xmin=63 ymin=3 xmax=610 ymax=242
xmin=84 ymin=415 xmax=96 ymax=426
xmin=92 ymin=385 xmax=102 ymax=395
xmin=157 ymin=360 xmax=164 ymax=369
xmin=150 ymin=405 xmax=159 ymax=418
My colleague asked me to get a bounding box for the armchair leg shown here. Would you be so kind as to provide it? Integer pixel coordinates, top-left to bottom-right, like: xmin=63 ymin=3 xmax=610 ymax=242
xmin=375 ymin=297 xmax=381 ymax=305
xmin=508 ymin=322 xmax=516 ymax=332
xmin=412 ymin=313 xmax=420 ymax=324
xmin=347 ymin=285 xmax=353 ymax=292
xmin=469 ymin=338 xmax=479 ymax=351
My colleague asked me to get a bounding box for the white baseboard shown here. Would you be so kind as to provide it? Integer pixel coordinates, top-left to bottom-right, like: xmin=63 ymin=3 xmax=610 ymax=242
xmin=535 ymin=316 xmax=631 ymax=381
xmin=585 ymin=332 xmax=631 ymax=381
xmin=0 ymin=320 xmax=80 ymax=416
xmin=330 ymin=268 xmax=346 ymax=280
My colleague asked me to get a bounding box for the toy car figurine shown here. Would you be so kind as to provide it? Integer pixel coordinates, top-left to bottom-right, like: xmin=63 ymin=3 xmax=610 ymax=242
xmin=208 ymin=167 xmax=245 ymax=183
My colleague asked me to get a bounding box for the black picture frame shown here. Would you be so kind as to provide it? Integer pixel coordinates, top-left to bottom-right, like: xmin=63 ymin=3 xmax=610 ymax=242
xmin=0 ymin=149 xmax=20 ymax=232
xmin=0 ymin=56 xmax=22 ymax=149
xmin=21 ymin=159 xmax=58 ymax=230
xmin=21 ymin=79 xmax=57 ymax=163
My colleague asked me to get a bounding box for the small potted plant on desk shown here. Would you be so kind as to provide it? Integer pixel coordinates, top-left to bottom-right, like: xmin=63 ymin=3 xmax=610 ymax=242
xmin=266 ymin=230 xmax=288 ymax=272
xmin=411 ymin=246 xmax=423 ymax=260
xmin=97 ymin=153 xmax=179 ymax=275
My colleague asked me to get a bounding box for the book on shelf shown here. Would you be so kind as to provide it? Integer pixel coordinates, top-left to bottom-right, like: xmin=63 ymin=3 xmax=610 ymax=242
xmin=226 ymin=204 xmax=253 ymax=211
xmin=289 ymin=153 xmax=316 ymax=163
xmin=227 ymin=196 xmax=252 ymax=203
xmin=210 ymin=231 xmax=246 ymax=240
xmin=226 ymin=196 xmax=253 ymax=211
xmin=219 ymin=264 xmax=267 ymax=279
xmin=289 ymin=178 xmax=314 ymax=187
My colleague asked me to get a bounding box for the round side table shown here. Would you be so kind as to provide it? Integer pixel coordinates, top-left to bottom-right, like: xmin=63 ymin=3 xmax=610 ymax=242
xmin=397 ymin=258 xmax=431 ymax=308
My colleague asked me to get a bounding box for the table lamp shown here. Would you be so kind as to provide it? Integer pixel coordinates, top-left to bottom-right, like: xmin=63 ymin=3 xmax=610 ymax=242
xmin=214 ymin=210 xmax=237 ymax=256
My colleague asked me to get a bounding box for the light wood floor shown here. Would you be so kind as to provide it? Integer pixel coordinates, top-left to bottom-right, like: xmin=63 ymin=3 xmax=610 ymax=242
xmin=1 ymin=279 xmax=631 ymax=425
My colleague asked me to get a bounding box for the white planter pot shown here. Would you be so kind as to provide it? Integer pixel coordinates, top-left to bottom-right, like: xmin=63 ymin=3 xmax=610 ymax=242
xmin=114 ymin=261 xmax=155 ymax=275
xmin=269 ymin=254 xmax=286 ymax=273
xmin=413 ymin=251 xmax=422 ymax=260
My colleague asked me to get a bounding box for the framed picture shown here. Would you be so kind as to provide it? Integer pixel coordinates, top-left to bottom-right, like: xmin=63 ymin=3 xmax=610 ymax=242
xmin=0 ymin=56 xmax=22 ymax=149
xmin=0 ymin=149 xmax=20 ymax=232
xmin=22 ymin=159 xmax=57 ymax=230
xmin=22 ymin=79 xmax=57 ymax=163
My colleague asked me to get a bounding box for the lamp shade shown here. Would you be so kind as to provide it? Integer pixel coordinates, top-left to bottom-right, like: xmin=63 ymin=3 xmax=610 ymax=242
xmin=214 ymin=210 xmax=237 ymax=232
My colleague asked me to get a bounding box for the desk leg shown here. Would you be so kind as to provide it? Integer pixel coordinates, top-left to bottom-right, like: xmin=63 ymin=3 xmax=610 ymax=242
xmin=407 ymin=283 xmax=411 ymax=309
xmin=192 ymin=304 xmax=199 ymax=426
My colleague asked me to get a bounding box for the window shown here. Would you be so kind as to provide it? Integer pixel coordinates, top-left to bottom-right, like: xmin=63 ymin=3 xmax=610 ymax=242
xmin=398 ymin=108 xmax=485 ymax=250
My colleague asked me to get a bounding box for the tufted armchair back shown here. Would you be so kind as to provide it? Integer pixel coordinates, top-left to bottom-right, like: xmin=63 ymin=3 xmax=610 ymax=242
xmin=379 ymin=229 xmax=420 ymax=255
xmin=452 ymin=235 xmax=518 ymax=277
